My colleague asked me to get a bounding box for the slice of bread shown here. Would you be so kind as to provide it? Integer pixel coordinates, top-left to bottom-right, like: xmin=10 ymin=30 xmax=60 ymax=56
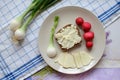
xmin=55 ymin=24 xmax=82 ymax=51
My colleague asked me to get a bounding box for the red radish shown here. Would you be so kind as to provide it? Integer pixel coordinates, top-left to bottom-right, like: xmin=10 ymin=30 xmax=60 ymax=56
xmin=83 ymin=31 xmax=94 ymax=41
xmin=82 ymin=22 xmax=91 ymax=32
xmin=86 ymin=41 xmax=93 ymax=48
xmin=75 ymin=17 xmax=84 ymax=26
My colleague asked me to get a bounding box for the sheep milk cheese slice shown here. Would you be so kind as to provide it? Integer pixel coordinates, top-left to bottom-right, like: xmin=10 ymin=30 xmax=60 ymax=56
xmin=72 ymin=52 xmax=83 ymax=68
xmin=80 ymin=51 xmax=93 ymax=66
xmin=55 ymin=52 xmax=76 ymax=68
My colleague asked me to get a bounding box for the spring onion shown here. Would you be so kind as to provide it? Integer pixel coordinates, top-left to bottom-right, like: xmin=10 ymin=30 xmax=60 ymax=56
xmin=9 ymin=1 xmax=38 ymax=31
xmin=47 ymin=16 xmax=59 ymax=58
xmin=10 ymin=0 xmax=61 ymax=42
xmin=14 ymin=14 xmax=34 ymax=40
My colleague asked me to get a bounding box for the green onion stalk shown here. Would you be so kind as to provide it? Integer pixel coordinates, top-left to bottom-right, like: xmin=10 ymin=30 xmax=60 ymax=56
xmin=47 ymin=16 xmax=59 ymax=58
xmin=11 ymin=0 xmax=61 ymax=41
xmin=9 ymin=0 xmax=38 ymax=31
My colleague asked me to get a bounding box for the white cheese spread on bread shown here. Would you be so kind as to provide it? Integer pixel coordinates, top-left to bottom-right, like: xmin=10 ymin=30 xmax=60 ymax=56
xmin=55 ymin=24 xmax=82 ymax=50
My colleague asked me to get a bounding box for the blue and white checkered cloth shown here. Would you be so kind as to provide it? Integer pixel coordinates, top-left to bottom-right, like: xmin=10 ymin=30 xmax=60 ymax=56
xmin=0 ymin=0 xmax=120 ymax=80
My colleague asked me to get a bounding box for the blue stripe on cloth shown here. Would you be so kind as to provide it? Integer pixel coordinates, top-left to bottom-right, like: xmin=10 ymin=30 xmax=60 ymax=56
xmin=99 ymin=4 xmax=118 ymax=20
xmin=1 ymin=55 xmax=44 ymax=80
xmin=98 ymin=2 xmax=120 ymax=22
xmin=25 ymin=78 xmax=32 ymax=80
xmin=0 ymin=54 xmax=12 ymax=80
xmin=1 ymin=2 xmax=120 ymax=80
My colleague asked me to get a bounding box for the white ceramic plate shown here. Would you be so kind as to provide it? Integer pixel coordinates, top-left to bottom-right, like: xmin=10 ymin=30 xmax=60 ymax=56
xmin=38 ymin=6 xmax=106 ymax=74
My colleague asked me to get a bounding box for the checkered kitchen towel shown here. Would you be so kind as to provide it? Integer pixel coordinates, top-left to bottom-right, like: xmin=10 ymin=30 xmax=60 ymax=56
xmin=0 ymin=0 xmax=119 ymax=80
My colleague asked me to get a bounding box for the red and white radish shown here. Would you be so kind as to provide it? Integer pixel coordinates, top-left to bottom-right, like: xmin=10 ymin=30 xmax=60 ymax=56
xmin=86 ymin=41 xmax=93 ymax=48
xmin=75 ymin=17 xmax=84 ymax=26
xmin=83 ymin=31 xmax=94 ymax=41
xmin=82 ymin=22 xmax=91 ymax=32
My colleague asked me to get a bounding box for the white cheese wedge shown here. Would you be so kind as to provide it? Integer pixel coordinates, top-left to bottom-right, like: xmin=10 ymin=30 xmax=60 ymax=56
xmin=55 ymin=51 xmax=94 ymax=69
xmin=55 ymin=52 xmax=76 ymax=68
xmin=80 ymin=51 xmax=93 ymax=66
xmin=55 ymin=52 xmax=66 ymax=66
xmin=63 ymin=53 xmax=76 ymax=68
xmin=72 ymin=53 xmax=83 ymax=68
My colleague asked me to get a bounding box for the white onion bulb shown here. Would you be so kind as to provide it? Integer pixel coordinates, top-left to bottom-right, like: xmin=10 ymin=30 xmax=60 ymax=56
xmin=14 ymin=29 xmax=25 ymax=40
